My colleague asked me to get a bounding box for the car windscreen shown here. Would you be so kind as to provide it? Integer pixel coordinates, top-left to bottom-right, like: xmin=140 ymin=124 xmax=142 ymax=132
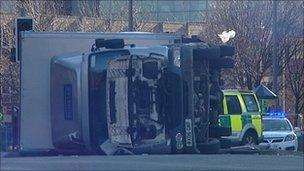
xmin=263 ymin=119 xmax=292 ymax=132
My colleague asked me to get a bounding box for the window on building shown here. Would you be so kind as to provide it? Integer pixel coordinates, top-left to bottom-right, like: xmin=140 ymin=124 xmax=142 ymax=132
xmin=134 ymin=0 xmax=158 ymax=21
xmin=190 ymin=1 xmax=207 ymax=11
xmin=158 ymin=0 xmax=175 ymax=12
xmin=158 ymin=12 xmax=176 ymax=22
xmin=174 ymin=0 xmax=189 ymax=11
xmin=0 ymin=1 xmax=15 ymax=13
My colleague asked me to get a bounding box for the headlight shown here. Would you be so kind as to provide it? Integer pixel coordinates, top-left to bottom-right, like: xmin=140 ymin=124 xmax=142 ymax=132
xmin=284 ymin=134 xmax=296 ymax=141
xmin=175 ymin=132 xmax=183 ymax=142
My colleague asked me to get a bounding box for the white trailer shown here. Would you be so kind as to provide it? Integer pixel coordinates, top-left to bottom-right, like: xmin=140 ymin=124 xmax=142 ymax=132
xmin=19 ymin=31 xmax=181 ymax=151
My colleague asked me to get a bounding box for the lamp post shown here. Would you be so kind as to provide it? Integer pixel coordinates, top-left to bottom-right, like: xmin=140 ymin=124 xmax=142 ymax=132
xmin=272 ymin=0 xmax=279 ymax=99
xmin=128 ymin=0 xmax=134 ymax=31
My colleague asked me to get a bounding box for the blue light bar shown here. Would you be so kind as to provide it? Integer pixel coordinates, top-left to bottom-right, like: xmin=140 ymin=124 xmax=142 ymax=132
xmin=263 ymin=112 xmax=286 ymax=118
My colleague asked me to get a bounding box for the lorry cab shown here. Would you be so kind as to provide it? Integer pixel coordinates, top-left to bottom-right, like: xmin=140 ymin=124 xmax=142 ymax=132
xmin=51 ymin=40 xmax=171 ymax=154
xmin=50 ymin=38 xmax=236 ymax=154
xmin=220 ymin=90 xmax=263 ymax=145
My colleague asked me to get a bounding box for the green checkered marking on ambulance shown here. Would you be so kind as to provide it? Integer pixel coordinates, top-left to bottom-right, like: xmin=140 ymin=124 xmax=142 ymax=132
xmin=242 ymin=115 xmax=252 ymax=127
xmin=219 ymin=115 xmax=231 ymax=127
xmin=219 ymin=115 xmax=258 ymax=129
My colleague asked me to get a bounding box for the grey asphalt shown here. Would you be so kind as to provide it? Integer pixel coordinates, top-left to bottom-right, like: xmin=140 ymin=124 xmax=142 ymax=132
xmin=1 ymin=154 xmax=303 ymax=171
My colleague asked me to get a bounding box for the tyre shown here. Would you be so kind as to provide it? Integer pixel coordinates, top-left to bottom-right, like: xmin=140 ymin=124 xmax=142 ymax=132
xmin=241 ymin=131 xmax=258 ymax=145
xmin=210 ymin=57 xmax=234 ymax=69
xmin=193 ymin=46 xmax=221 ymax=60
xmin=197 ymin=138 xmax=220 ymax=154
xmin=219 ymin=45 xmax=235 ymax=57
xmin=104 ymin=39 xmax=125 ymax=49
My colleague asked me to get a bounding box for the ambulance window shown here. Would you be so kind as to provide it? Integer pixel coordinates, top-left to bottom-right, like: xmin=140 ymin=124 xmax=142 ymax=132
xmin=225 ymin=95 xmax=242 ymax=115
xmin=242 ymin=94 xmax=259 ymax=112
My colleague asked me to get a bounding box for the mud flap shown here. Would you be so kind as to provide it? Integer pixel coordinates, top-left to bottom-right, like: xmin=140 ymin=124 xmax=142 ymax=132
xmin=197 ymin=138 xmax=220 ymax=154
xmin=99 ymin=139 xmax=120 ymax=155
xmin=209 ymin=125 xmax=231 ymax=138
xmin=53 ymin=132 xmax=85 ymax=150
xmin=132 ymin=141 xmax=171 ymax=154
xmin=220 ymin=138 xmax=232 ymax=149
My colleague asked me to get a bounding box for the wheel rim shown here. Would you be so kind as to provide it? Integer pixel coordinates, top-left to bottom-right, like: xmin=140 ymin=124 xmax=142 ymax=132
xmin=245 ymin=136 xmax=254 ymax=145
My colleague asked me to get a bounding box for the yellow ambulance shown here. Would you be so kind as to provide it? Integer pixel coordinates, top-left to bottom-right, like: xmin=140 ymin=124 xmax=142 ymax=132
xmin=219 ymin=90 xmax=263 ymax=145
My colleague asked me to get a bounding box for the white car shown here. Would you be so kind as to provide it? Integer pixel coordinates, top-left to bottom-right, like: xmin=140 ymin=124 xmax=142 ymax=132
xmin=261 ymin=117 xmax=298 ymax=151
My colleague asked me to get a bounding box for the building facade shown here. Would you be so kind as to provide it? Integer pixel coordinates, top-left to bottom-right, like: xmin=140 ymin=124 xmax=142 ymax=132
xmin=1 ymin=0 xmax=208 ymax=22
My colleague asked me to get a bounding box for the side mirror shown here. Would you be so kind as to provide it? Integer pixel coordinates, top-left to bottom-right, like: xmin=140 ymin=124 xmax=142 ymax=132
xmin=294 ymin=127 xmax=301 ymax=132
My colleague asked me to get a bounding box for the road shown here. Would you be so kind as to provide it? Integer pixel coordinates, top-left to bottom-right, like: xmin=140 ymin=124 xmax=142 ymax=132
xmin=1 ymin=154 xmax=303 ymax=171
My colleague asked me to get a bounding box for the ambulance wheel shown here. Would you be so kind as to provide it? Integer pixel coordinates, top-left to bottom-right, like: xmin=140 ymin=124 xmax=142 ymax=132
xmin=198 ymin=138 xmax=220 ymax=154
xmin=242 ymin=131 xmax=258 ymax=145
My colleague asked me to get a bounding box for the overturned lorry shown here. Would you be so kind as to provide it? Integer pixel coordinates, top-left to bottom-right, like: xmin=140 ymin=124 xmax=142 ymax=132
xmin=50 ymin=39 xmax=234 ymax=154
xmin=16 ymin=19 xmax=234 ymax=154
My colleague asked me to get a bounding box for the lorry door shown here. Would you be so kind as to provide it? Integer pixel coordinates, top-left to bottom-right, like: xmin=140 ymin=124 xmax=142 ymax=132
xmin=220 ymin=95 xmax=243 ymax=138
xmin=240 ymin=94 xmax=262 ymax=137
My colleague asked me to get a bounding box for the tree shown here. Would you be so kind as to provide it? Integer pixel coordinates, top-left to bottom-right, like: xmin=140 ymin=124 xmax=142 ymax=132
xmin=0 ymin=0 xmax=77 ymax=113
xmin=285 ymin=39 xmax=304 ymax=126
xmin=19 ymin=0 xmax=80 ymax=31
xmin=76 ymin=0 xmax=128 ymax=32
xmin=200 ymin=0 xmax=303 ymax=91
xmin=1 ymin=2 xmax=20 ymax=114
xmin=198 ymin=1 xmax=303 ymax=126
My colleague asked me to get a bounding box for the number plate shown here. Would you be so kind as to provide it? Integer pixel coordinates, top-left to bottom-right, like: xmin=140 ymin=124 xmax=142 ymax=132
xmin=185 ymin=119 xmax=193 ymax=147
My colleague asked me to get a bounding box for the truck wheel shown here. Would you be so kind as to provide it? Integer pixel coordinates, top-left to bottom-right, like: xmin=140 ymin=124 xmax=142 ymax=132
xmin=242 ymin=131 xmax=258 ymax=145
xmin=219 ymin=45 xmax=235 ymax=57
xmin=210 ymin=57 xmax=234 ymax=69
xmin=197 ymin=138 xmax=220 ymax=154
xmin=193 ymin=46 xmax=220 ymax=60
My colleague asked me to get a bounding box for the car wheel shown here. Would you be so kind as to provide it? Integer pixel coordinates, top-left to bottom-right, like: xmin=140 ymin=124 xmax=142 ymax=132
xmin=242 ymin=131 xmax=258 ymax=145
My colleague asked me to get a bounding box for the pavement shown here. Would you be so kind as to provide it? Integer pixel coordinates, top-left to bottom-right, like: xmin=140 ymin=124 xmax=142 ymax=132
xmin=1 ymin=153 xmax=303 ymax=171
